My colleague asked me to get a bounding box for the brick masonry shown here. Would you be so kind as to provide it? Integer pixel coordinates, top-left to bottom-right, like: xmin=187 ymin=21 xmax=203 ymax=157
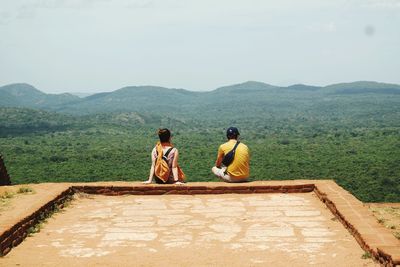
xmin=0 ymin=187 xmax=73 ymax=256
xmin=0 ymin=180 xmax=399 ymax=266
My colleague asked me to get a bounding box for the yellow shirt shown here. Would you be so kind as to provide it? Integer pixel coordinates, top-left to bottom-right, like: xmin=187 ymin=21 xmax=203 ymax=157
xmin=218 ymin=140 xmax=250 ymax=179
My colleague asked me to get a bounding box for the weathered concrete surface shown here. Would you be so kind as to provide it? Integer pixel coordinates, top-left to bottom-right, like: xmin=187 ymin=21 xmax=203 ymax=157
xmin=0 ymin=183 xmax=72 ymax=256
xmin=0 ymin=180 xmax=399 ymax=266
xmin=314 ymin=180 xmax=400 ymax=265
xmin=0 ymin=184 xmax=70 ymax=233
xmin=1 ymin=193 xmax=378 ymax=266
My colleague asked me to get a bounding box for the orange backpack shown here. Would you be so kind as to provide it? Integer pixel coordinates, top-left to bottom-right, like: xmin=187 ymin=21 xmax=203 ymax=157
xmin=154 ymin=143 xmax=185 ymax=183
xmin=154 ymin=143 xmax=173 ymax=182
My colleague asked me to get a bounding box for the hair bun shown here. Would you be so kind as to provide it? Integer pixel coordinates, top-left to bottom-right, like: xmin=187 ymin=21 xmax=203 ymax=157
xmin=158 ymin=128 xmax=167 ymax=135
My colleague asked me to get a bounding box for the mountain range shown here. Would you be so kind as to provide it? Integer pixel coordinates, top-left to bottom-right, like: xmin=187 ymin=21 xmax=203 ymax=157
xmin=1 ymin=81 xmax=400 ymax=115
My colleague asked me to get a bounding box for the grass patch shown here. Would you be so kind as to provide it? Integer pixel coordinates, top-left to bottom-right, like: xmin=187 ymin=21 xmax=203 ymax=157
xmin=27 ymin=223 xmax=43 ymax=236
xmin=1 ymin=187 xmax=35 ymax=210
xmin=1 ymin=190 xmax=15 ymax=199
xmin=394 ymin=232 xmax=400 ymax=240
xmin=377 ymin=218 xmax=386 ymax=224
xmin=27 ymin=194 xmax=74 ymax=236
xmin=370 ymin=205 xmax=400 ymax=241
xmin=17 ymin=186 xmax=35 ymax=194
xmin=0 ymin=191 xmax=15 ymax=209
xmin=361 ymin=251 xmax=372 ymax=259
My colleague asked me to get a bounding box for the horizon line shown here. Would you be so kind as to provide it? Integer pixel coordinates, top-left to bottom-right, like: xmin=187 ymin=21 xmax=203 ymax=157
xmin=1 ymin=80 xmax=400 ymax=95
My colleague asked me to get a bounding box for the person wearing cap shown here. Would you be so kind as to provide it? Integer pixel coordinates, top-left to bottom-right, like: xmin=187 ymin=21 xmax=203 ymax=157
xmin=212 ymin=127 xmax=250 ymax=182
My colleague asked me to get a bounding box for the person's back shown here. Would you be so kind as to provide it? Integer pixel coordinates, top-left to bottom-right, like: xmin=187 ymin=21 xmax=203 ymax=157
xmin=218 ymin=139 xmax=249 ymax=180
xmin=151 ymin=144 xmax=177 ymax=183
xmin=143 ymin=128 xmax=185 ymax=184
xmin=212 ymin=127 xmax=250 ymax=182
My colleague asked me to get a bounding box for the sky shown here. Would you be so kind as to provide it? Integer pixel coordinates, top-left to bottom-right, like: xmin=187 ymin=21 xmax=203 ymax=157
xmin=0 ymin=0 xmax=399 ymax=93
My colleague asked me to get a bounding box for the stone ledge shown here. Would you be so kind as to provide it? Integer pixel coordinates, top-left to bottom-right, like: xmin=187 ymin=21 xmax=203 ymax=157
xmin=378 ymin=246 xmax=400 ymax=266
xmin=72 ymin=183 xmax=315 ymax=195
xmin=314 ymin=182 xmax=400 ymax=266
xmin=0 ymin=187 xmax=73 ymax=256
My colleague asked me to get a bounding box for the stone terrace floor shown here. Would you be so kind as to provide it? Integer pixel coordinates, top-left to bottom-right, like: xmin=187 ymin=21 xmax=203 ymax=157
xmin=1 ymin=193 xmax=378 ymax=266
xmin=0 ymin=181 xmax=399 ymax=266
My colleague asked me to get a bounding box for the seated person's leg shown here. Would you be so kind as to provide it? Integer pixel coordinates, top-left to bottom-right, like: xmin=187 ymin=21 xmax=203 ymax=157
xmin=212 ymin=166 xmax=233 ymax=182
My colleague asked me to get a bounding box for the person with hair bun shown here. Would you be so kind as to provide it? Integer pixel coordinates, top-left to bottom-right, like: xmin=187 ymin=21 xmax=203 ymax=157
xmin=143 ymin=128 xmax=185 ymax=184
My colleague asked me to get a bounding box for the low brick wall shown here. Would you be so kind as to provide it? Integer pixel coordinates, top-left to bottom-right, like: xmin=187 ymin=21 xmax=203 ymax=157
xmin=72 ymin=183 xmax=315 ymax=196
xmin=1 ymin=181 xmax=399 ymax=266
xmin=0 ymin=187 xmax=73 ymax=256
xmin=314 ymin=183 xmax=400 ymax=267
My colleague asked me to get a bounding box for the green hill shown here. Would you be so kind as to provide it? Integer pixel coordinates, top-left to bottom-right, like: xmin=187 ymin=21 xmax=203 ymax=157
xmin=2 ymin=81 xmax=400 ymax=115
xmin=213 ymin=81 xmax=279 ymax=93
xmin=0 ymin=83 xmax=81 ymax=109
xmin=286 ymin=84 xmax=321 ymax=91
xmin=0 ymin=90 xmax=19 ymax=107
xmin=324 ymin=81 xmax=400 ymax=95
xmin=0 ymin=108 xmax=77 ymax=136
xmin=57 ymin=86 xmax=198 ymax=114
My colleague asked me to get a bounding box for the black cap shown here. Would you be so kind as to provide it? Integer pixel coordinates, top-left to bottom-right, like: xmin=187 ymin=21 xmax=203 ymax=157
xmin=226 ymin=127 xmax=240 ymax=137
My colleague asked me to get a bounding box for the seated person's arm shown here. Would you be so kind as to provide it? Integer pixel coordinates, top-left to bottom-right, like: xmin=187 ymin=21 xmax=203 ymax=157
xmin=143 ymin=152 xmax=156 ymax=184
xmin=172 ymin=149 xmax=179 ymax=182
xmin=215 ymin=146 xmax=224 ymax=168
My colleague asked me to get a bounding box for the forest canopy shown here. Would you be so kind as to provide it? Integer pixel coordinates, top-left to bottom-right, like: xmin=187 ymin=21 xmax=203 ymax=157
xmin=0 ymin=81 xmax=399 ymax=202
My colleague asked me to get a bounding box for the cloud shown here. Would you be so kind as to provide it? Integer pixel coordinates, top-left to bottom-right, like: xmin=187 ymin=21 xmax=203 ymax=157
xmin=326 ymin=22 xmax=337 ymax=32
xmin=0 ymin=11 xmax=12 ymax=25
xmin=362 ymin=0 xmax=400 ymax=8
xmin=16 ymin=0 xmax=174 ymax=10
xmin=1 ymin=0 xmax=112 ymax=22
xmin=123 ymin=0 xmax=156 ymax=9
xmin=16 ymin=6 xmax=36 ymax=19
xmin=307 ymin=22 xmax=337 ymax=33
xmin=22 ymin=0 xmax=110 ymax=9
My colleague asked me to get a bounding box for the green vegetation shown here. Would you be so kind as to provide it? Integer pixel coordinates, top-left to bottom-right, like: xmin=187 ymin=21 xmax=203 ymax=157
xmin=371 ymin=206 xmax=400 ymax=239
xmin=0 ymin=191 xmax=14 ymax=209
xmin=27 ymin=195 xmax=73 ymax=236
xmin=361 ymin=251 xmax=372 ymax=259
xmin=0 ymin=83 xmax=80 ymax=109
xmin=0 ymin=186 xmax=35 ymax=209
xmin=395 ymin=232 xmax=400 ymax=240
xmin=0 ymin=81 xmax=399 ymax=202
xmin=1 ymin=190 xmax=15 ymax=200
xmin=17 ymin=186 xmax=34 ymax=194
xmin=27 ymin=222 xmax=42 ymax=236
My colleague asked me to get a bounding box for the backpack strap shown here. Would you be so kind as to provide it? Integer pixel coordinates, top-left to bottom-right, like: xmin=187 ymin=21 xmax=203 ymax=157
xmin=164 ymin=147 xmax=174 ymax=158
xmin=157 ymin=147 xmax=174 ymax=157
xmin=155 ymin=143 xmax=163 ymax=159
